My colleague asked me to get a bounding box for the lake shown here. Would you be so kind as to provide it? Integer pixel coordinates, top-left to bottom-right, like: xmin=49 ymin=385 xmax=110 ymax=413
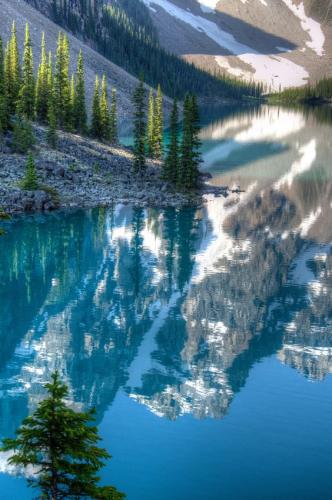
xmin=1 ymin=104 xmax=332 ymax=499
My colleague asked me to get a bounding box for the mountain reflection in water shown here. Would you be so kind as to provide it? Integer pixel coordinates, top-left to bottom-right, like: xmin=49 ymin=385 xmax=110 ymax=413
xmin=0 ymin=105 xmax=332 ymax=445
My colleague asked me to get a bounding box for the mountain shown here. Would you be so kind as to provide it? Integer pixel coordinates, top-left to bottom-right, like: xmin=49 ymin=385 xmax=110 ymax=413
xmin=142 ymin=0 xmax=332 ymax=90
xmin=22 ymin=0 xmax=261 ymax=99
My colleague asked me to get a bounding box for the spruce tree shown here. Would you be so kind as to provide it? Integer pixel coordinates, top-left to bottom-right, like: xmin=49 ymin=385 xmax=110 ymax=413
xmin=73 ymin=50 xmax=87 ymax=134
xmin=0 ymin=36 xmax=8 ymax=133
xmin=163 ymin=98 xmax=178 ymax=184
xmin=35 ymin=33 xmax=49 ymax=122
xmin=8 ymin=22 xmax=21 ymax=113
xmin=109 ymin=87 xmax=118 ymax=144
xmin=19 ymin=23 xmax=35 ymax=119
xmin=20 ymin=153 xmax=38 ymax=190
xmin=54 ymin=32 xmax=70 ymax=129
xmin=1 ymin=372 xmax=125 ymax=499
xmin=47 ymin=95 xmax=58 ymax=148
xmin=69 ymin=73 xmax=75 ymax=131
xmin=100 ymin=74 xmax=110 ymax=140
xmin=132 ymin=77 xmax=146 ymax=173
xmin=178 ymin=94 xmax=201 ymax=191
xmin=91 ymin=75 xmax=101 ymax=138
xmin=147 ymin=88 xmax=155 ymax=157
xmin=153 ymin=84 xmax=163 ymax=160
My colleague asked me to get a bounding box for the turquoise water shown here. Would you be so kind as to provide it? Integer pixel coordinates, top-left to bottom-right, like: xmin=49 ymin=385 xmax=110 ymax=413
xmin=1 ymin=105 xmax=332 ymax=499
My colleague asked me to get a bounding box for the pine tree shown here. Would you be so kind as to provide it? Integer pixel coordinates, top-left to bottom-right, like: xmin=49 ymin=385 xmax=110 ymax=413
xmin=35 ymin=33 xmax=49 ymax=122
xmin=1 ymin=372 xmax=125 ymax=499
xmin=132 ymin=77 xmax=146 ymax=173
xmin=69 ymin=73 xmax=75 ymax=130
xmin=73 ymin=50 xmax=87 ymax=134
xmin=20 ymin=153 xmax=38 ymax=190
xmin=91 ymin=75 xmax=102 ymax=138
xmin=153 ymin=84 xmax=163 ymax=160
xmin=147 ymin=88 xmax=155 ymax=157
xmin=109 ymin=87 xmax=118 ymax=144
xmin=0 ymin=36 xmax=8 ymax=134
xmin=54 ymin=32 xmax=70 ymax=129
xmin=163 ymin=98 xmax=178 ymax=184
xmin=178 ymin=94 xmax=201 ymax=191
xmin=100 ymin=74 xmax=110 ymax=140
xmin=8 ymin=22 xmax=21 ymax=112
xmin=18 ymin=23 xmax=35 ymax=119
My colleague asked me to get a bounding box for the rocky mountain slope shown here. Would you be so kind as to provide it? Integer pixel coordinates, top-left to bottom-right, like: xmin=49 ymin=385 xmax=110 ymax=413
xmin=143 ymin=0 xmax=332 ymax=90
xmin=0 ymin=0 xmax=142 ymax=125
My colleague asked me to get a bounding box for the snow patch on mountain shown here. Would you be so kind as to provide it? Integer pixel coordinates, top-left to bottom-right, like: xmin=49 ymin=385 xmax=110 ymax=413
xmin=282 ymin=0 xmax=325 ymax=56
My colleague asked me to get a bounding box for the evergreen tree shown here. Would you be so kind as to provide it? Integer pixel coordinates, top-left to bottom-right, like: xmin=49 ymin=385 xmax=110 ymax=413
xmin=73 ymin=50 xmax=87 ymax=134
xmin=8 ymin=22 xmax=21 ymax=112
xmin=153 ymin=84 xmax=163 ymax=160
xmin=18 ymin=23 xmax=35 ymax=119
xmin=1 ymin=372 xmax=125 ymax=499
xmin=91 ymin=75 xmax=102 ymax=138
xmin=178 ymin=94 xmax=201 ymax=190
xmin=47 ymin=96 xmax=58 ymax=148
xmin=163 ymin=98 xmax=178 ymax=184
xmin=100 ymin=74 xmax=110 ymax=140
xmin=109 ymin=87 xmax=118 ymax=144
xmin=69 ymin=73 xmax=75 ymax=130
xmin=147 ymin=88 xmax=155 ymax=157
xmin=132 ymin=77 xmax=146 ymax=173
xmin=0 ymin=36 xmax=8 ymax=133
xmin=54 ymin=32 xmax=70 ymax=129
xmin=12 ymin=115 xmax=35 ymax=154
xmin=20 ymin=153 xmax=38 ymax=190
xmin=35 ymin=33 xmax=49 ymax=122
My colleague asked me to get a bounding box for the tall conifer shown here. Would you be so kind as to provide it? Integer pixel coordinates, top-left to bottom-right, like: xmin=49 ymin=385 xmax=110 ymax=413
xmin=35 ymin=33 xmax=49 ymax=122
xmin=163 ymin=98 xmax=178 ymax=184
xmin=73 ymin=50 xmax=87 ymax=134
xmin=91 ymin=75 xmax=101 ymax=138
xmin=153 ymin=84 xmax=163 ymax=160
xmin=19 ymin=23 xmax=35 ymax=119
xmin=132 ymin=76 xmax=146 ymax=173
xmin=100 ymin=74 xmax=110 ymax=140
xmin=147 ymin=88 xmax=155 ymax=157
xmin=109 ymin=87 xmax=118 ymax=144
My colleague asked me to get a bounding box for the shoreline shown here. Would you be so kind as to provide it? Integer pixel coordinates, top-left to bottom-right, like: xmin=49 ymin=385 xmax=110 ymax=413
xmin=0 ymin=124 xmax=226 ymax=216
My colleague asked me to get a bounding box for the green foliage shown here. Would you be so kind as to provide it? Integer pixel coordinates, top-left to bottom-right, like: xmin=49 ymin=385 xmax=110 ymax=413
xmin=12 ymin=116 xmax=35 ymax=154
xmin=109 ymin=88 xmax=118 ymax=144
xmin=6 ymin=22 xmax=21 ymax=113
xmin=35 ymin=33 xmax=49 ymax=122
xmin=43 ymin=0 xmax=261 ymax=100
xmin=163 ymin=98 xmax=179 ymax=184
xmin=18 ymin=23 xmax=35 ymax=119
xmin=20 ymin=153 xmax=38 ymax=190
xmin=269 ymin=77 xmax=332 ymax=104
xmin=179 ymin=94 xmax=201 ymax=191
xmin=47 ymin=97 xmax=58 ymax=148
xmin=100 ymin=74 xmax=111 ymax=140
xmin=91 ymin=75 xmax=102 ymax=139
xmin=147 ymin=88 xmax=155 ymax=157
xmin=1 ymin=372 xmax=125 ymax=499
xmin=54 ymin=32 xmax=71 ymax=129
xmin=73 ymin=50 xmax=87 ymax=134
xmin=153 ymin=84 xmax=163 ymax=160
xmin=132 ymin=77 xmax=146 ymax=173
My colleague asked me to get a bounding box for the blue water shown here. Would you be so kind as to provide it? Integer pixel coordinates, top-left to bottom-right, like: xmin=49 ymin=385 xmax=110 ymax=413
xmin=1 ymin=105 xmax=332 ymax=499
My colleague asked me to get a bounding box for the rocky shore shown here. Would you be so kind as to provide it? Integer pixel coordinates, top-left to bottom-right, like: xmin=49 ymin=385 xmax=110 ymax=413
xmin=0 ymin=125 xmax=199 ymax=214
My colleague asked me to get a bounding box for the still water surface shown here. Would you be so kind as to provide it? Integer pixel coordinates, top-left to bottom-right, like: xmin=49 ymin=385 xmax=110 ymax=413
xmin=1 ymin=105 xmax=332 ymax=499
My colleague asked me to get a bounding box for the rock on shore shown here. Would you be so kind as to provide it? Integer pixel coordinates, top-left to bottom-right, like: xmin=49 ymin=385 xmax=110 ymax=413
xmin=0 ymin=125 xmax=200 ymax=215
